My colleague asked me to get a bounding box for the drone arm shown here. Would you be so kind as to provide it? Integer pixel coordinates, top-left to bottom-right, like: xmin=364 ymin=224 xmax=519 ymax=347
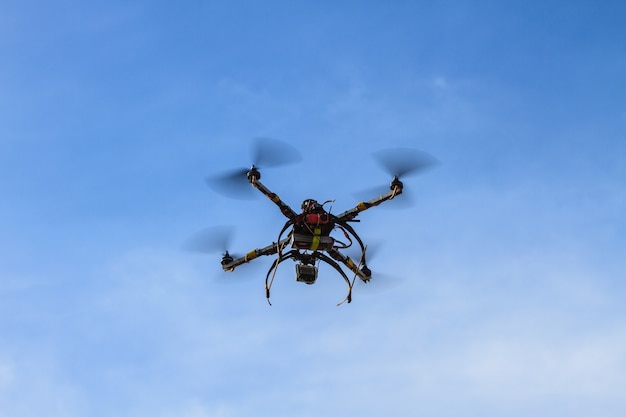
xmin=250 ymin=177 xmax=298 ymax=220
xmin=327 ymin=248 xmax=371 ymax=283
xmin=335 ymin=180 xmax=402 ymax=222
xmin=221 ymin=237 xmax=290 ymax=271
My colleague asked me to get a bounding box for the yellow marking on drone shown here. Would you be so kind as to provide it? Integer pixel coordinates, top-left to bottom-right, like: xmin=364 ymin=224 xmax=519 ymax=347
xmin=310 ymin=228 xmax=322 ymax=251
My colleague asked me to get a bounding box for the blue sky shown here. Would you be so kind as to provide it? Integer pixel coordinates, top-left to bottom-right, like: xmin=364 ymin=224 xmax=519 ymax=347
xmin=1 ymin=1 xmax=625 ymax=416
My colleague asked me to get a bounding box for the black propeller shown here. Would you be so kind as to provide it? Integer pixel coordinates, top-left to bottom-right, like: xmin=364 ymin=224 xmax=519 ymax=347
xmin=345 ymin=242 xmax=403 ymax=293
xmin=206 ymin=138 xmax=302 ymax=199
xmin=183 ymin=226 xmax=237 ymax=258
xmin=354 ymin=148 xmax=438 ymax=208
xmin=183 ymin=226 xmax=267 ymax=281
xmin=373 ymin=147 xmax=438 ymax=179
xmin=345 ymin=241 xmax=381 ymax=268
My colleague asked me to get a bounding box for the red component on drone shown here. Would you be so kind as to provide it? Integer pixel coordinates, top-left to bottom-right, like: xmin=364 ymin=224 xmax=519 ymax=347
xmin=305 ymin=213 xmax=330 ymax=225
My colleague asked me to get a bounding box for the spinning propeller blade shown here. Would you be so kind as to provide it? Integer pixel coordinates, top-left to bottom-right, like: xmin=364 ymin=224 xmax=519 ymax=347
xmin=345 ymin=242 xmax=403 ymax=292
xmin=346 ymin=241 xmax=381 ymax=265
xmin=353 ymin=185 xmax=415 ymax=208
xmin=354 ymin=147 xmax=438 ymax=208
xmin=183 ymin=226 xmax=264 ymax=282
xmin=372 ymin=147 xmax=438 ymax=178
xmin=205 ymin=168 xmax=253 ymax=200
xmin=252 ymin=137 xmax=302 ymax=168
xmin=206 ymin=138 xmax=302 ymax=199
xmin=182 ymin=226 xmax=235 ymax=256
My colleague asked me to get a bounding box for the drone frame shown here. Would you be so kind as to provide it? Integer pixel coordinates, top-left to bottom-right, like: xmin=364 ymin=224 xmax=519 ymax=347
xmin=219 ymin=165 xmax=405 ymax=305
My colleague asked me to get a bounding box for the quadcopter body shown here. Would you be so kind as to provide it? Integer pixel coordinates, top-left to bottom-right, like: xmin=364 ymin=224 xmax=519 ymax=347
xmin=219 ymin=165 xmax=406 ymax=305
xmin=198 ymin=140 xmax=435 ymax=305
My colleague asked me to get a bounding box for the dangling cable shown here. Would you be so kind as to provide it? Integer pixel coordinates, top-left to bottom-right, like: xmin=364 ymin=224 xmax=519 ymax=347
xmin=275 ymin=219 xmax=293 ymax=259
xmin=341 ymin=244 xmax=369 ymax=306
xmin=333 ymin=217 xmax=367 ymax=257
xmin=265 ymin=251 xmax=296 ymax=305
xmin=332 ymin=225 xmax=352 ymax=249
xmin=266 ymin=263 xmax=279 ymax=306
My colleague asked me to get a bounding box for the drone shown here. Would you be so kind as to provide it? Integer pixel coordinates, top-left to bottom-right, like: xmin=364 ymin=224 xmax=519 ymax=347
xmin=190 ymin=138 xmax=436 ymax=305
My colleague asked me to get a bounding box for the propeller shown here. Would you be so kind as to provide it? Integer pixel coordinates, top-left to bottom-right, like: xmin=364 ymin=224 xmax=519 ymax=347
xmin=373 ymin=147 xmax=438 ymax=178
xmin=354 ymin=148 xmax=438 ymax=208
xmin=182 ymin=226 xmax=237 ymax=258
xmin=345 ymin=242 xmax=403 ymax=293
xmin=183 ymin=226 xmax=266 ymax=281
xmin=345 ymin=241 xmax=381 ymax=267
xmin=206 ymin=137 xmax=302 ymax=199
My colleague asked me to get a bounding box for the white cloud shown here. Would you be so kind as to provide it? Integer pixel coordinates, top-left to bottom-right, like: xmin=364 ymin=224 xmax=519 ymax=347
xmin=459 ymin=323 xmax=626 ymax=400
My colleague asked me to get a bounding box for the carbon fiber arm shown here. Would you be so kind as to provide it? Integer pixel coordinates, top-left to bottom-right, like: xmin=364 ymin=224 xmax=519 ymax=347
xmin=249 ymin=176 xmax=298 ymax=220
xmin=335 ymin=178 xmax=402 ymax=222
xmin=221 ymin=237 xmax=290 ymax=271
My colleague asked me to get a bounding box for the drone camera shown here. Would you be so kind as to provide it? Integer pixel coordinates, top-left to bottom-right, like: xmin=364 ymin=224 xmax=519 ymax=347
xmin=295 ymin=264 xmax=318 ymax=285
